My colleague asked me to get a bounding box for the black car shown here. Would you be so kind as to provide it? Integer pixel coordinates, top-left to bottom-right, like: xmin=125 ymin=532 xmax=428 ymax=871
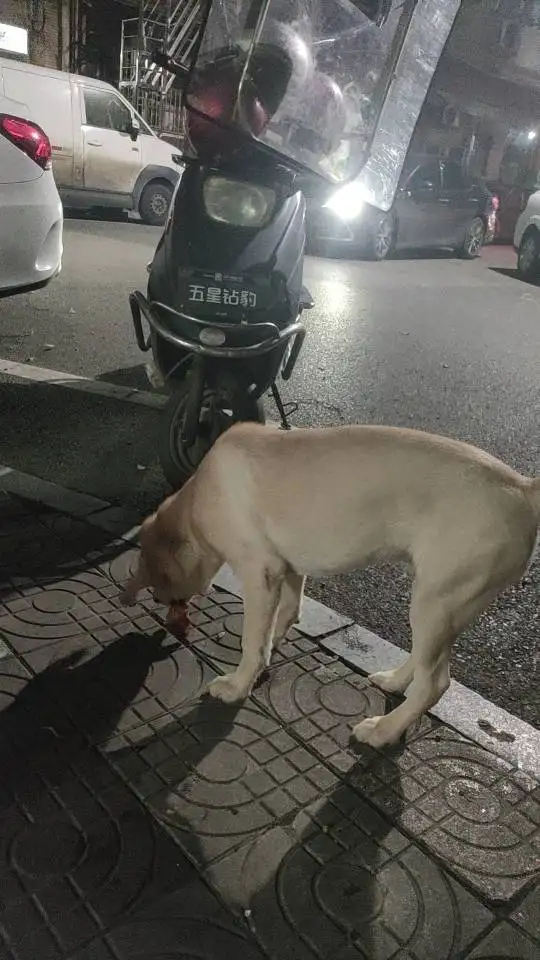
xmin=305 ymin=159 xmax=498 ymax=260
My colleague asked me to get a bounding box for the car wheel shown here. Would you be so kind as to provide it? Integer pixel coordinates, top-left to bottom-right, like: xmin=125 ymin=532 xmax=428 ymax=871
xmin=139 ymin=181 xmax=173 ymax=226
xmin=457 ymin=217 xmax=485 ymax=259
xmin=517 ymin=229 xmax=540 ymax=281
xmin=366 ymin=212 xmax=396 ymax=261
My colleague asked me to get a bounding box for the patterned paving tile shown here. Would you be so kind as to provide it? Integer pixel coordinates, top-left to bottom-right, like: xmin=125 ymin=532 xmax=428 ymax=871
xmin=464 ymin=922 xmax=539 ymax=959
xmin=206 ymin=785 xmax=493 ymax=960
xmin=253 ymin=660 xmax=540 ymax=904
xmin=102 ymin=696 xmax=341 ymax=867
xmin=72 ymin=885 xmax=265 ymax=960
xmin=2 ymin=613 xmax=215 ymax=745
xmin=0 ymin=667 xmax=198 ymax=959
xmin=0 ymin=571 xmax=129 ymax=653
xmin=345 ymin=726 xmax=540 ymax=904
xmin=512 ymin=883 xmax=540 ymax=943
xmin=187 ymin=591 xmax=334 ymax=674
xmin=253 ymin=656 xmax=435 ymax=770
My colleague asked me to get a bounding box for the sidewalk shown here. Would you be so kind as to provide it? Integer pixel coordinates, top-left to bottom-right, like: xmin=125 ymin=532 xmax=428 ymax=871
xmin=0 ymin=481 xmax=539 ymax=959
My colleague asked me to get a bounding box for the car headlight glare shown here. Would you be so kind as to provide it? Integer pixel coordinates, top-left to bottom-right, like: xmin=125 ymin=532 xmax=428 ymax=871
xmin=324 ymin=182 xmax=369 ymax=222
xmin=203 ymin=176 xmax=275 ymax=227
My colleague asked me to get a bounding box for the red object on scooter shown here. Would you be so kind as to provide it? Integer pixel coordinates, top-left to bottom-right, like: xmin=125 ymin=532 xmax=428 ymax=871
xmin=186 ymin=74 xmax=269 ymax=157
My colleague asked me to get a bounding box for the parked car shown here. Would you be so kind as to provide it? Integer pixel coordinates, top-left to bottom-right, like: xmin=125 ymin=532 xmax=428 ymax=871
xmin=0 ymin=57 xmax=183 ymax=225
xmin=0 ymin=106 xmax=63 ymax=295
xmin=487 ymin=181 xmax=532 ymax=243
xmin=305 ymin=159 xmax=497 ymax=260
xmin=514 ymin=189 xmax=540 ymax=281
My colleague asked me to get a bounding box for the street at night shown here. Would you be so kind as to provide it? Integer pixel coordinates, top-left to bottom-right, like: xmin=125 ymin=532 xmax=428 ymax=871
xmin=1 ymin=217 xmax=539 ymax=725
xmin=3 ymin=2 xmax=540 ymax=955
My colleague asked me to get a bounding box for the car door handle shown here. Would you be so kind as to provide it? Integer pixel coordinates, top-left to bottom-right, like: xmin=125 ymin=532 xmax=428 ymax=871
xmin=86 ymin=139 xmax=103 ymax=147
xmin=438 ymin=197 xmax=451 ymax=203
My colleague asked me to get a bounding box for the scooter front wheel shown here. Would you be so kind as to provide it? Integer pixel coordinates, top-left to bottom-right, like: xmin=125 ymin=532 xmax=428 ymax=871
xmin=158 ymin=379 xmax=265 ymax=489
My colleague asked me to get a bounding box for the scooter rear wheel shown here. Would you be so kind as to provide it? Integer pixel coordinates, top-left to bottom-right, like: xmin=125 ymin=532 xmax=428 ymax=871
xmin=158 ymin=379 xmax=265 ymax=489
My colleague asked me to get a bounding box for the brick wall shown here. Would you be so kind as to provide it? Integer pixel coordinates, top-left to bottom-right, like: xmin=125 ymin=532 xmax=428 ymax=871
xmin=1 ymin=0 xmax=70 ymax=70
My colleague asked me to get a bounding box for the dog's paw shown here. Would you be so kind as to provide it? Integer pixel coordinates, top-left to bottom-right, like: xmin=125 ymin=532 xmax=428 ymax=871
xmin=368 ymin=668 xmax=409 ymax=694
xmin=351 ymin=716 xmax=395 ymax=749
xmin=207 ymin=674 xmax=248 ymax=704
xmin=119 ymin=587 xmax=136 ymax=607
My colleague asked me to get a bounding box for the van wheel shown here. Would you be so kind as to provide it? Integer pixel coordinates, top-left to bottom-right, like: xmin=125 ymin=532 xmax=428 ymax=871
xmin=139 ymin=181 xmax=173 ymax=226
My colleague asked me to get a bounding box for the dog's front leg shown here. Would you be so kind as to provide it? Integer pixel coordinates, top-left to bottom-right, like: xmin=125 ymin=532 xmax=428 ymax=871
xmin=272 ymin=571 xmax=305 ymax=647
xmin=208 ymin=568 xmax=282 ymax=704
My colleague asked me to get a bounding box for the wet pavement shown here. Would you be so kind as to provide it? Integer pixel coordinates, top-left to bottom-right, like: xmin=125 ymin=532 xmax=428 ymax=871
xmin=0 ymin=489 xmax=539 ymax=959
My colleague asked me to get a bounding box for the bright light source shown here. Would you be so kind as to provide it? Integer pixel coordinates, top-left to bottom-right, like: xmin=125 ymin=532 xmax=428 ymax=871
xmin=527 ymin=130 xmax=537 ymax=141
xmin=0 ymin=23 xmax=28 ymax=56
xmin=324 ymin=182 xmax=369 ymax=221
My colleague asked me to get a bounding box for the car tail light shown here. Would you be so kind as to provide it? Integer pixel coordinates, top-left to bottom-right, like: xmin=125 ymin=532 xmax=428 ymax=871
xmin=0 ymin=114 xmax=52 ymax=170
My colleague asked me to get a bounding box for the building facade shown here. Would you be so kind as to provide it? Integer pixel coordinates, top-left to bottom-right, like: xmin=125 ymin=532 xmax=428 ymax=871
xmin=0 ymin=0 xmax=71 ymax=70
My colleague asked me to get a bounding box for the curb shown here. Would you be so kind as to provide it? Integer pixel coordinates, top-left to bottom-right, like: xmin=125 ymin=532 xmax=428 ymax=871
xmin=0 ymin=358 xmax=167 ymax=409
xmin=2 ymin=460 xmax=539 ymax=781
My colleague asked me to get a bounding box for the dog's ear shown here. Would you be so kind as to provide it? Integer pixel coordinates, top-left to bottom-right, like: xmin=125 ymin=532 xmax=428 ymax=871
xmin=120 ymin=515 xmax=156 ymax=606
xmin=150 ymin=508 xmax=182 ymax=548
xmin=120 ymin=553 xmax=150 ymax=606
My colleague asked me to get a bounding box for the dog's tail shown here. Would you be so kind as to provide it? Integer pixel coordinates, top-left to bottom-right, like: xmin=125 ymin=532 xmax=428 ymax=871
xmin=527 ymin=478 xmax=540 ymax=522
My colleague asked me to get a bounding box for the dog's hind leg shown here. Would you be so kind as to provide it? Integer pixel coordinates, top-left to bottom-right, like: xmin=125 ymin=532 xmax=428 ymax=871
xmin=369 ymin=657 xmax=415 ymax=695
xmin=208 ymin=564 xmax=283 ymax=703
xmin=272 ymin=571 xmax=305 ymax=649
xmin=353 ymin=571 xmax=500 ymax=748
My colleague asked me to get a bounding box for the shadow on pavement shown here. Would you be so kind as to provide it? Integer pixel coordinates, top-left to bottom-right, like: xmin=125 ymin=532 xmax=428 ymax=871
xmin=0 ymin=631 xmax=269 ymax=958
xmin=0 ymin=379 xmax=167 ymax=511
xmin=489 ymin=266 xmax=540 ymax=287
xmin=96 ymin=364 xmax=162 ymax=393
xmin=0 ymin=623 xmax=405 ymax=958
xmin=64 ymin=208 xmax=131 ymax=224
xmin=0 ymin=494 xmax=128 ymax=584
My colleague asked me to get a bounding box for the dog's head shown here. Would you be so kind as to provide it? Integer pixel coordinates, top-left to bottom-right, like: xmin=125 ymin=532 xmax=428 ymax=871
xmin=120 ymin=505 xmax=220 ymax=607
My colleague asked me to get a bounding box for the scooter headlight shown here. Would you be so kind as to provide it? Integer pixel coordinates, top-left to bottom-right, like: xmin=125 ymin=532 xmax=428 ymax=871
xmin=203 ymin=176 xmax=276 ymax=228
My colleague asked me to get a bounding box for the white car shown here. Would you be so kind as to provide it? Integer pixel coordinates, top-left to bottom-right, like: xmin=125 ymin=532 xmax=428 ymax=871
xmin=0 ymin=110 xmax=63 ymax=295
xmin=514 ymin=189 xmax=540 ymax=282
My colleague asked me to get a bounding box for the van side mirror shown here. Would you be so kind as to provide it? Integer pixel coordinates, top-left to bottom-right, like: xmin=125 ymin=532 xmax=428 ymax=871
xmin=129 ymin=117 xmax=141 ymax=141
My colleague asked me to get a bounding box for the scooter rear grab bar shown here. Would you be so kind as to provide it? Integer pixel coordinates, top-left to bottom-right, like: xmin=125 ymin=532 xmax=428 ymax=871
xmin=129 ymin=291 xmax=306 ymax=363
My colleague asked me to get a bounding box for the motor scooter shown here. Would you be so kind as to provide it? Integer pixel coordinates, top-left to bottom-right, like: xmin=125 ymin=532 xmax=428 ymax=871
xmin=129 ymin=0 xmax=461 ymax=488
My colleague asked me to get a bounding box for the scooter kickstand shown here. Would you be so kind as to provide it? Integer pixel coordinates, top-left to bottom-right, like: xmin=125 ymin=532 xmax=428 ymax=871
xmin=271 ymin=383 xmax=291 ymax=431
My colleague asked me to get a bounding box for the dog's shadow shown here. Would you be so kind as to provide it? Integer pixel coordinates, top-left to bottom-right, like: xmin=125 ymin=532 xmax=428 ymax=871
xmin=0 ymin=631 xmax=406 ymax=957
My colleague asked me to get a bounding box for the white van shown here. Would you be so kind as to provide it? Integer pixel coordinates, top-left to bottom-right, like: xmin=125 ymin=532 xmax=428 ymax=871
xmin=0 ymin=57 xmax=183 ymax=225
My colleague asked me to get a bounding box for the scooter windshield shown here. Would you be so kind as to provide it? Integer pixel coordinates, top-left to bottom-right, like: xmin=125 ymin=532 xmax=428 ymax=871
xmin=185 ymin=0 xmax=460 ymax=206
